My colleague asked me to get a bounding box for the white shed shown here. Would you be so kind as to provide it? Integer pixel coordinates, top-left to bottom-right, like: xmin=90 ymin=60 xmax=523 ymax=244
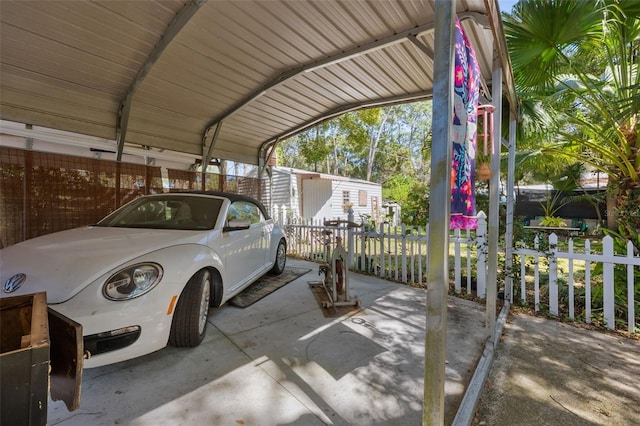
xmin=269 ymin=167 xmax=382 ymax=224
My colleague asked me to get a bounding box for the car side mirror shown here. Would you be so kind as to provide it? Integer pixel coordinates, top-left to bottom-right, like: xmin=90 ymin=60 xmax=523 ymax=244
xmin=223 ymin=219 xmax=251 ymax=232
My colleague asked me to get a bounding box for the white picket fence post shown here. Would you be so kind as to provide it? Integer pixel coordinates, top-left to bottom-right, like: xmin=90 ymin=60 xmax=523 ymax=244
xmin=585 ymin=239 xmax=592 ymax=324
xmin=628 ymin=240 xmax=635 ymax=335
xmin=401 ymin=224 xmax=407 ymax=283
xmin=520 ymin=241 xmax=526 ymax=303
xmin=454 ymin=228 xmax=461 ymax=294
xmin=280 ymin=205 xmax=287 ymax=225
xmin=475 ymin=211 xmax=487 ymax=298
xmin=466 ymin=228 xmax=472 ymax=294
xmin=360 ymin=227 xmax=367 ymax=272
xmin=603 ymin=236 xmax=615 ymax=329
xmin=347 ymin=208 xmax=355 ymax=268
xmin=422 ymin=225 xmax=428 ymax=287
xmin=379 ymin=222 xmax=385 ymax=278
xmin=549 ymin=233 xmax=559 ymax=316
xmin=534 ymin=235 xmax=540 ymax=312
xmin=568 ymin=239 xmax=575 ymax=320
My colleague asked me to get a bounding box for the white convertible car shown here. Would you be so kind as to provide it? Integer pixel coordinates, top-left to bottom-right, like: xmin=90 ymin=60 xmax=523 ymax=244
xmin=0 ymin=191 xmax=287 ymax=367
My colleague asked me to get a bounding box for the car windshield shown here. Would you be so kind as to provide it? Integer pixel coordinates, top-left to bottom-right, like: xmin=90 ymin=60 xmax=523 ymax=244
xmin=97 ymin=195 xmax=224 ymax=230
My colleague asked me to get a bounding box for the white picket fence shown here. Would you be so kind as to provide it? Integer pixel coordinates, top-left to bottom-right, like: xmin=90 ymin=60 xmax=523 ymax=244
xmin=514 ymin=234 xmax=639 ymax=333
xmin=279 ymin=208 xmax=639 ymax=334
xmin=284 ymin=216 xmax=486 ymax=294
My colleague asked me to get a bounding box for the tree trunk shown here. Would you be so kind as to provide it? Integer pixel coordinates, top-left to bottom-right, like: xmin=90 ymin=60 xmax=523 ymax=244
xmin=366 ymin=113 xmax=389 ymax=181
xmin=606 ymin=182 xmax=617 ymax=230
xmin=607 ymin=178 xmax=640 ymax=245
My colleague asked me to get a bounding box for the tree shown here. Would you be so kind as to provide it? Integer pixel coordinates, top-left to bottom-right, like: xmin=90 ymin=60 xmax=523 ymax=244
xmin=504 ymin=0 xmax=639 ymax=242
xmin=382 ymin=174 xmax=418 ymax=206
xmin=298 ymin=123 xmax=335 ymax=173
xmin=276 ymin=102 xmax=433 ymax=185
xmin=338 ymin=107 xmax=391 ymax=181
xmin=402 ymin=182 xmax=430 ymax=226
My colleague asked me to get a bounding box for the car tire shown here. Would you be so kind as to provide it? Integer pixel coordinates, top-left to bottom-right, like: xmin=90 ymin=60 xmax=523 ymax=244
xmin=270 ymin=239 xmax=286 ymax=275
xmin=209 ymin=271 xmax=223 ymax=307
xmin=169 ymin=269 xmax=211 ymax=347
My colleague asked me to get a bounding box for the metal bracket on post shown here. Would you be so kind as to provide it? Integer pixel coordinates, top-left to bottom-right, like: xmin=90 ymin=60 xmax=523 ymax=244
xmin=201 ymin=121 xmax=222 ymax=173
xmin=258 ymin=139 xmax=278 ymax=179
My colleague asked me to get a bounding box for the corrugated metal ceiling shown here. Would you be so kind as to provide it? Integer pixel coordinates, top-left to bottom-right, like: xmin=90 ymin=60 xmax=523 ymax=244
xmin=0 ymin=0 xmax=514 ymax=166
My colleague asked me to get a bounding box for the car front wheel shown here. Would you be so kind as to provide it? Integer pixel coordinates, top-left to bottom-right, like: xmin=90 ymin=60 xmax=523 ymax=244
xmin=169 ymin=269 xmax=211 ymax=347
xmin=270 ymin=239 xmax=286 ymax=275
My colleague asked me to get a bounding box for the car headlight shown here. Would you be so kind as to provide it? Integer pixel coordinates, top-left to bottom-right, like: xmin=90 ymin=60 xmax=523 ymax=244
xmin=103 ymin=263 xmax=163 ymax=301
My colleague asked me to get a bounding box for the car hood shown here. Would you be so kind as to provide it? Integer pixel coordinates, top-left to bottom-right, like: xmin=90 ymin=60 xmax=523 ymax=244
xmin=0 ymin=226 xmax=208 ymax=303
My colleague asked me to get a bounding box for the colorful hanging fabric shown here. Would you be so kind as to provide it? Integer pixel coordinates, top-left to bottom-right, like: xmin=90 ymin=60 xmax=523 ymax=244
xmin=450 ymin=17 xmax=480 ymax=230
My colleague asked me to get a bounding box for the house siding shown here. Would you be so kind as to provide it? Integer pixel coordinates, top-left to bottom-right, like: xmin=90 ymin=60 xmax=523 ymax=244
xmin=269 ymin=168 xmax=300 ymax=219
xmin=328 ymin=179 xmax=380 ymax=221
xmin=302 ymin=178 xmax=333 ymax=221
xmin=267 ymin=166 xmax=382 ymax=224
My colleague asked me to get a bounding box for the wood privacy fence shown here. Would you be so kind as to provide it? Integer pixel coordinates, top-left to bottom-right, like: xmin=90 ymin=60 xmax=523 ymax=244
xmin=0 ymin=147 xmax=266 ymax=247
xmin=279 ymin=209 xmax=639 ymax=335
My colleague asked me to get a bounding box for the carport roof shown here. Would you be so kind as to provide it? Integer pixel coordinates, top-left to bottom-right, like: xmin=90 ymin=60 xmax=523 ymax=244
xmin=0 ymin=0 xmax=514 ymax=166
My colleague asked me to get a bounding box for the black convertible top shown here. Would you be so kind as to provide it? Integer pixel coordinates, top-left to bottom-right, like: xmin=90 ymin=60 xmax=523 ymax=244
xmin=169 ymin=191 xmax=270 ymax=219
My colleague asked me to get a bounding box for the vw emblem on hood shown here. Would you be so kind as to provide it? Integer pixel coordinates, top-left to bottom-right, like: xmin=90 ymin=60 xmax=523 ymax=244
xmin=3 ymin=273 xmax=26 ymax=294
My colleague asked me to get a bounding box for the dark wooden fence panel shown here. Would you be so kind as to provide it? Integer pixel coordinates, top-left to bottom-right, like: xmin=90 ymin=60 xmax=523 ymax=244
xmin=0 ymin=147 xmax=265 ymax=247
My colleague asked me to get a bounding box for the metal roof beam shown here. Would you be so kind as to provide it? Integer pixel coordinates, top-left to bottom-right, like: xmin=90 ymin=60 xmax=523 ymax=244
xmin=204 ymin=11 xmax=489 ymax=164
xmin=203 ymin=13 xmax=486 ymax=134
xmin=1 ymin=120 xmax=200 ymax=163
xmin=257 ymin=91 xmax=434 ymax=171
xmin=407 ymin=34 xmax=434 ymax=60
xmin=259 ymin=91 xmax=434 ymax=154
xmin=116 ymin=0 xmax=207 ymax=161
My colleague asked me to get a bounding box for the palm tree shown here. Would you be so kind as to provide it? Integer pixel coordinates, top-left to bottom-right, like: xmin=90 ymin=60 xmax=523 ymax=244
xmin=504 ymin=0 xmax=639 ymax=242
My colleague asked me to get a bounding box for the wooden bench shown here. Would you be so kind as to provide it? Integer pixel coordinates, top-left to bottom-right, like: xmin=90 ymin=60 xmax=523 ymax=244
xmin=524 ymin=225 xmax=582 ymax=239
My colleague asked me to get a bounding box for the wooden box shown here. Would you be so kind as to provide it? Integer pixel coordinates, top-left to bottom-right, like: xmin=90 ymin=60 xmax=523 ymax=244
xmin=1 ymin=292 xmax=50 ymax=426
xmin=1 ymin=292 xmax=83 ymax=426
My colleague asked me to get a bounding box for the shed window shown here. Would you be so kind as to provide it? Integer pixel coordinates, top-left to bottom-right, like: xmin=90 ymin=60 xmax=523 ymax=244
xmin=343 ymin=191 xmax=351 ymax=212
xmin=359 ymin=190 xmax=367 ymax=206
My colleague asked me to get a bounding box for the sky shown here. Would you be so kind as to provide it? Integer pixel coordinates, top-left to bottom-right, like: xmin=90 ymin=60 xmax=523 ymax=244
xmin=498 ymin=0 xmax=519 ymax=13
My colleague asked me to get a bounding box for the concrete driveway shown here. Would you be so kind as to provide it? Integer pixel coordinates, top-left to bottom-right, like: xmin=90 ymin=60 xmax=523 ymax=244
xmin=475 ymin=312 xmax=640 ymax=425
xmin=47 ymin=258 xmax=487 ymax=425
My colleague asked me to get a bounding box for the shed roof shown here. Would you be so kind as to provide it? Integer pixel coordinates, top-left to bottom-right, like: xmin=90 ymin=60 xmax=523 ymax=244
xmin=274 ymin=166 xmax=382 ymax=185
xmin=0 ymin=0 xmax=514 ymax=166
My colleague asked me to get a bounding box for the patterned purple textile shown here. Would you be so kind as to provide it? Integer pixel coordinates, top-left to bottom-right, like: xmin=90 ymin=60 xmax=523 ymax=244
xmin=450 ymin=17 xmax=480 ymax=230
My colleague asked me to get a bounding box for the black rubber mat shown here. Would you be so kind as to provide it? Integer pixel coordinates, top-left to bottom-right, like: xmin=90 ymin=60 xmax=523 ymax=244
xmin=228 ymin=267 xmax=311 ymax=308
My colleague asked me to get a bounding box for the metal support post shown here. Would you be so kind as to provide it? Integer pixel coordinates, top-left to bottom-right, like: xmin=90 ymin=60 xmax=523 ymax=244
xmin=424 ymin=1 xmax=455 ymax=424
